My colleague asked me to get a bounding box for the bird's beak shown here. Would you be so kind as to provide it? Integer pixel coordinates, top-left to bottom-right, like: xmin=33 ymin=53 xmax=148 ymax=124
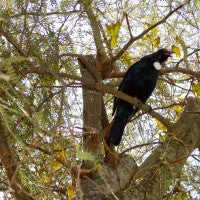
xmin=164 ymin=51 xmax=173 ymax=57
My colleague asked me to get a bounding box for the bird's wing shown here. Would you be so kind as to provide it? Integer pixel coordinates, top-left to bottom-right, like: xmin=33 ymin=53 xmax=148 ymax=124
xmin=112 ymin=56 xmax=153 ymax=115
xmin=112 ymin=62 xmax=140 ymax=115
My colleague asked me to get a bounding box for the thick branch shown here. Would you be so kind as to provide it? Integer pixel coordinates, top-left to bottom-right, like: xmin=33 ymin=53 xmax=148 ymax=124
xmin=80 ymin=154 xmax=138 ymax=200
xmin=80 ymin=1 xmax=112 ymax=78
xmin=78 ymin=55 xmax=102 ymax=81
xmin=161 ymin=66 xmax=200 ymax=78
xmin=80 ymin=0 xmax=105 ymax=57
xmin=78 ymin=56 xmax=103 ymax=169
xmin=110 ymin=66 xmax=200 ymax=80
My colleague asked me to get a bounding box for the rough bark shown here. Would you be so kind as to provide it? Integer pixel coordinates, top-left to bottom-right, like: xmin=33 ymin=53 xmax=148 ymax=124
xmin=79 ymin=55 xmax=102 ymax=157
xmin=81 ymin=154 xmax=137 ymax=200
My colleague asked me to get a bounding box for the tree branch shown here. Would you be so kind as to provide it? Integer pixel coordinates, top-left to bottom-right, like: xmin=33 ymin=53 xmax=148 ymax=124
xmin=110 ymin=48 xmax=200 ymax=79
xmin=10 ymin=10 xmax=82 ymax=18
xmin=20 ymin=67 xmax=173 ymax=130
xmin=94 ymin=82 xmax=173 ymax=130
xmin=0 ymin=26 xmax=69 ymax=87
xmin=112 ymin=3 xmax=188 ymax=62
xmin=17 ymin=66 xmax=173 ymax=130
xmin=110 ymin=66 xmax=200 ymax=80
xmin=80 ymin=0 xmax=106 ymax=58
xmin=161 ymin=67 xmax=200 ymax=78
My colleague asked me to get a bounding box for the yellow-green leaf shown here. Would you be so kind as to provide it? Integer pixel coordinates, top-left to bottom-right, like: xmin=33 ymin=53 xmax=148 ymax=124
xmin=101 ymin=144 xmax=105 ymax=155
xmin=51 ymin=145 xmax=66 ymax=170
xmin=120 ymin=51 xmax=131 ymax=65
xmin=154 ymin=36 xmax=160 ymax=48
xmin=172 ymin=45 xmax=181 ymax=57
xmin=77 ymin=151 xmax=96 ymax=162
xmin=39 ymin=171 xmax=51 ymax=184
xmin=67 ymin=185 xmax=75 ymax=200
xmin=145 ymin=22 xmax=151 ymax=27
xmin=174 ymin=105 xmax=183 ymax=114
xmin=176 ymin=36 xmax=187 ymax=60
xmin=144 ymin=23 xmax=159 ymax=46
xmin=54 ymin=145 xmax=66 ymax=162
xmin=145 ymin=23 xmax=158 ymax=36
xmin=169 ymin=194 xmax=186 ymax=200
xmin=144 ymin=33 xmax=151 ymax=40
xmin=51 ymin=160 xmax=62 ymax=170
xmin=152 ymin=26 xmax=158 ymax=36
xmin=192 ymin=83 xmax=200 ymax=97
xmin=155 ymin=119 xmax=167 ymax=131
xmin=106 ymin=21 xmax=121 ymax=49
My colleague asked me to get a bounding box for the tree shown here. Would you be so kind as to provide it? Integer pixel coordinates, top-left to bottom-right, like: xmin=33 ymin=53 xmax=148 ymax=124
xmin=0 ymin=0 xmax=199 ymax=199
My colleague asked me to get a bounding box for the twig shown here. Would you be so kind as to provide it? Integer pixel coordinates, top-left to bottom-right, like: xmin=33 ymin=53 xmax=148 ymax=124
xmin=124 ymin=12 xmax=133 ymax=39
xmin=190 ymin=155 xmax=200 ymax=163
xmin=122 ymin=142 xmax=161 ymax=154
xmin=112 ymin=3 xmax=187 ymax=62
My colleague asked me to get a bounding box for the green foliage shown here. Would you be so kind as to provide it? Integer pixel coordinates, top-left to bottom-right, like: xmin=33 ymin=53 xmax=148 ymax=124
xmin=77 ymin=150 xmax=97 ymax=162
xmin=172 ymin=45 xmax=181 ymax=57
xmin=176 ymin=36 xmax=188 ymax=60
xmin=19 ymin=169 xmax=40 ymax=195
xmin=192 ymin=82 xmax=200 ymax=97
xmin=144 ymin=23 xmax=160 ymax=48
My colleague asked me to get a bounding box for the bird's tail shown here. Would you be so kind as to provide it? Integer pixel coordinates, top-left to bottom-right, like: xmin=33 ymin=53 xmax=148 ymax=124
xmin=107 ymin=115 xmax=129 ymax=146
xmin=107 ymin=109 xmax=138 ymax=146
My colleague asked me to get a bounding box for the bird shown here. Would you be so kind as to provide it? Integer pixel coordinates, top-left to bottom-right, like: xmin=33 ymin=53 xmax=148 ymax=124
xmin=107 ymin=49 xmax=172 ymax=146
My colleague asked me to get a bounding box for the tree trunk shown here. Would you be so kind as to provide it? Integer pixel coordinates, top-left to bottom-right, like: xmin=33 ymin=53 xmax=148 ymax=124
xmin=79 ymin=55 xmax=103 ymax=158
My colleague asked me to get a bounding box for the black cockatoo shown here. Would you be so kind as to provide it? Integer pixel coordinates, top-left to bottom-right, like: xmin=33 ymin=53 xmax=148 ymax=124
xmin=107 ymin=49 xmax=172 ymax=146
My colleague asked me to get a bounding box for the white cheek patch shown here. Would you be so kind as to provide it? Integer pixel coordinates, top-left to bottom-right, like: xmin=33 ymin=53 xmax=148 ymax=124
xmin=153 ymin=62 xmax=162 ymax=70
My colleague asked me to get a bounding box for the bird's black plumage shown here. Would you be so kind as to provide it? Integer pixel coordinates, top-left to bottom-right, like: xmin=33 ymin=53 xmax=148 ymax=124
xmin=107 ymin=49 xmax=172 ymax=146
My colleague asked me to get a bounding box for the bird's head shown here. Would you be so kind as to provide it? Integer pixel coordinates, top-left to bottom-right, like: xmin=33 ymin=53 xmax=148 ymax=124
xmin=154 ymin=49 xmax=172 ymax=63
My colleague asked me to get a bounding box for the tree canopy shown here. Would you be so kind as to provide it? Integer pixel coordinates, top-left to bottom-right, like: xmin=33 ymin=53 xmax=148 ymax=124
xmin=0 ymin=0 xmax=200 ymax=199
